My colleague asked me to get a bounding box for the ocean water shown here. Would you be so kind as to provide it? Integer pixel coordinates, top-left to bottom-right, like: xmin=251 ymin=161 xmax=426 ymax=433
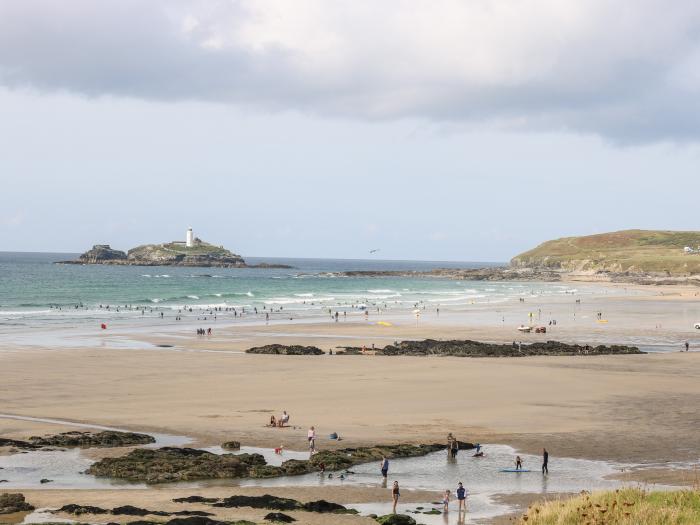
xmin=0 ymin=252 xmax=587 ymax=328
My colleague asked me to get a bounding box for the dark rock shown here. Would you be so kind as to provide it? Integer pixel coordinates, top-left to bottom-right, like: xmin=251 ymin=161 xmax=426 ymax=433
xmin=377 ymin=339 xmax=642 ymax=357
xmin=246 ymin=345 xmax=324 ymax=355
xmin=263 ymin=512 xmax=296 ymax=523
xmin=29 ymin=430 xmax=155 ymax=448
xmin=172 ymin=496 xmax=220 ymax=504
xmin=0 ymin=493 xmax=35 ymax=514
xmin=40 ymin=478 xmax=53 ymax=484
xmin=78 ymin=245 xmax=127 ymax=263
xmin=221 ymin=441 xmax=241 ymax=450
xmin=0 ymin=438 xmax=40 ymax=450
xmin=112 ymin=505 xmax=169 ymax=516
xmin=56 ymin=504 xmax=110 ymax=515
xmin=213 ymin=494 xmax=300 ymax=511
xmin=302 ymin=500 xmax=354 ymax=513
xmin=87 ymin=447 xmax=267 ymax=483
xmin=375 ymin=515 xmax=417 ymax=525
xmin=171 ymin=511 xmax=215 ymax=517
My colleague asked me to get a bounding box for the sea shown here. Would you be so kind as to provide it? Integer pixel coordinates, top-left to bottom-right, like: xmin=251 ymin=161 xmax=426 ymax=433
xmin=0 ymin=252 xmax=588 ymax=330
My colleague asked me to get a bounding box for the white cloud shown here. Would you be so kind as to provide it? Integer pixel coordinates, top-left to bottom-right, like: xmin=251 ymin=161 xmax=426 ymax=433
xmin=1 ymin=0 xmax=700 ymax=141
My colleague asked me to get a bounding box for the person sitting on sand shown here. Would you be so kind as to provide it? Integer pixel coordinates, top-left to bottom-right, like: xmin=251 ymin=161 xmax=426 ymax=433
xmin=515 ymin=456 xmax=523 ymax=470
xmin=278 ymin=411 xmax=290 ymax=427
xmin=442 ymin=489 xmax=450 ymax=511
xmin=269 ymin=415 xmax=277 ymax=427
xmin=392 ymin=481 xmax=400 ymax=513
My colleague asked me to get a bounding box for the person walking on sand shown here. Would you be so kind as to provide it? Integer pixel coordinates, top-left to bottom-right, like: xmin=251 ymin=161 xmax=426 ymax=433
xmin=392 ymin=481 xmax=400 ymax=513
xmin=686 ymin=341 xmax=690 ymax=352
xmin=456 ymin=482 xmax=468 ymax=512
xmin=308 ymin=426 xmax=316 ymax=453
xmin=380 ymin=456 xmax=389 ymax=478
xmin=542 ymin=448 xmax=549 ymax=474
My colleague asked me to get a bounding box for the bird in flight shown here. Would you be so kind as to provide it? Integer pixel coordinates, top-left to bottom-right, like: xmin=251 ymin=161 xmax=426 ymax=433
xmin=369 ymin=249 xmax=380 ymax=254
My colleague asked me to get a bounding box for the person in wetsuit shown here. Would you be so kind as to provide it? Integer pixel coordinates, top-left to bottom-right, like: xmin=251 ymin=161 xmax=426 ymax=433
xmin=542 ymin=448 xmax=549 ymax=474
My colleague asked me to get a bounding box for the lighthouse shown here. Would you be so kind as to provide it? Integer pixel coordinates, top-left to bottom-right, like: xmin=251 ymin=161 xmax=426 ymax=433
xmin=186 ymin=227 xmax=194 ymax=248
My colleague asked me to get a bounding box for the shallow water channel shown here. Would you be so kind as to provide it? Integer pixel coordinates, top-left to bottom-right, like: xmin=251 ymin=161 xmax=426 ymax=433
xmin=0 ymin=414 xmax=661 ymax=524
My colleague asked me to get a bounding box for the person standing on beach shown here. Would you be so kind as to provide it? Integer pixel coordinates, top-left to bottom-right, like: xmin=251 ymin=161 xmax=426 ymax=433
xmin=542 ymin=448 xmax=549 ymax=474
xmin=685 ymin=341 xmax=690 ymax=352
xmin=450 ymin=435 xmax=459 ymax=459
xmin=456 ymin=482 xmax=467 ymax=512
xmin=380 ymin=456 xmax=389 ymax=478
xmin=392 ymin=481 xmax=400 ymax=513
xmin=308 ymin=426 xmax=316 ymax=453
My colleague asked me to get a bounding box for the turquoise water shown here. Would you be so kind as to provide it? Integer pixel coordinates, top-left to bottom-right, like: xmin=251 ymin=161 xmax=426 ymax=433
xmin=0 ymin=252 xmax=584 ymax=327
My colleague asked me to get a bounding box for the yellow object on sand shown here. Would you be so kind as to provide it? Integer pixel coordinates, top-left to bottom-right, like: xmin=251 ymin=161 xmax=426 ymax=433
xmin=597 ymin=319 xmax=609 ymax=324
xmin=376 ymin=321 xmax=393 ymax=327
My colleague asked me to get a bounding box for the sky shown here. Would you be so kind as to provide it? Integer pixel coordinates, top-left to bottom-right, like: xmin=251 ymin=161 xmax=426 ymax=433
xmin=1 ymin=0 xmax=700 ymax=261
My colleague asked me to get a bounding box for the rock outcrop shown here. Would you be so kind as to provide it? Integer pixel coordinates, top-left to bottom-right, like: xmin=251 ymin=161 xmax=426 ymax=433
xmin=78 ymin=245 xmax=127 ymax=263
xmin=210 ymin=495 xmax=353 ymax=514
xmin=245 ymin=345 xmax=324 ymax=355
xmin=87 ymin=447 xmax=268 ymax=483
xmin=377 ymin=339 xmax=642 ymax=357
xmin=88 ymin=443 xmax=443 ymax=483
xmin=29 ymin=430 xmax=155 ymax=448
xmin=0 ymin=493 xmax=35 ymax=514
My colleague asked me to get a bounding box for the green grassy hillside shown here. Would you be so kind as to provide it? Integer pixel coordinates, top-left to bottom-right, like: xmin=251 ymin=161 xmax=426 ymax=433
xmin=511 ymin=230 xmax=700 ymax=275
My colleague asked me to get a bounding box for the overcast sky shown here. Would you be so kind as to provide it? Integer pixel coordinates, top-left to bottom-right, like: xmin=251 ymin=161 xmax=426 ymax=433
xmin=1 ymin=0 xmax=699 ymax=261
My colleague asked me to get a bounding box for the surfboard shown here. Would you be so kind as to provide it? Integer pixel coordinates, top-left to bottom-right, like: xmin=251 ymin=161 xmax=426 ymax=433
xmin=500 ymin=468 xmax=531 ymax=473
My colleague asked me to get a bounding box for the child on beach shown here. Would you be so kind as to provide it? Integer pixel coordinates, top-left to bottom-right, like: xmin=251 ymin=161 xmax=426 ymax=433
xmin=442 ymin=490 xmax=450 ymax=511
xmin=392 ymin=481 xmax=400 ymax=513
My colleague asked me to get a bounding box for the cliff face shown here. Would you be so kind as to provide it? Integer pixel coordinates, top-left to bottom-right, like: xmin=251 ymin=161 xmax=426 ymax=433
xmin=511 ymin=230 xmax=700 ymax=276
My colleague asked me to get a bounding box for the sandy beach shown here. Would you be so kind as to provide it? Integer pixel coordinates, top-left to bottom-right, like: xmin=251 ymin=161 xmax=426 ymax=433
xmin=1 ymin=282 xmax=699 ymax=523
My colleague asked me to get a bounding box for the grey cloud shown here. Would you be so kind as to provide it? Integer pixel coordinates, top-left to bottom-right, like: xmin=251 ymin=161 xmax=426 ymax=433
xmin=1 ymin=0 xmax=700 ymax=142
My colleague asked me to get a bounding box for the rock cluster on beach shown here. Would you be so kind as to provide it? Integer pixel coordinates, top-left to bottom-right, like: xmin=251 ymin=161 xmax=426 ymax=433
xmin=0 ymin=430 xmax=155 ymax=452
xmin=245 ymin=345 xmax=324 ymax=355
xmin=246 ymin=340 xmax=642 ymax=357
xmin=29 ymin=430 xmax=155 ymax=448
xmin=0 ymin=493 xmax=35 ymax=514
xmin=87 ymin=447 xmax=268 ymax=483
xmin=377 ymin=339 xmax=643 ymax=357
xmin=88 ymin=443 xmax=445 ymax=483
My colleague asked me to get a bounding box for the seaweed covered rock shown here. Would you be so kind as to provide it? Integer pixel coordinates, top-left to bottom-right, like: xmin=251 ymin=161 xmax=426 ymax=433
xmin=221 ymin=441 xmax=241 ymax=451
xmin=0 ymin=493 xmax=34 ymax=514
xmin=375 ymin=515 xmax=416 ymax=525
xmin=378 ymin=339 xmax=642 ymax=357
xmin=29 ymin=430 xmax=155 ymax=448
xmin=87 ymin=447 xmax=267 ymax=483
xmin=0 ymin=438 xmax=40 ymax=450
xmin=246 ymin=345 xmax=324 ymax=355
xmin=56 ymin=504 xmax=110 ymax=515
xmin=213 ymin=495 xmax=300 ymax=511
xmin=308 ymin=443 xmax=444 ymax=471
xmin=263 ymin=513 xmax=295 ymax=523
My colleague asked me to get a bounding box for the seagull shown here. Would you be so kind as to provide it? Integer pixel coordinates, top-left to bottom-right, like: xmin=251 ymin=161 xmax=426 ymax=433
xmin=369 ymin=249 xmax=380 ymax=254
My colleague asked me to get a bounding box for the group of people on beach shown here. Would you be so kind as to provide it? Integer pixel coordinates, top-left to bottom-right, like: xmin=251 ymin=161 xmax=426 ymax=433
xmin=268 ymin=410 xmax=290 ymax=428
xmin=195 ymin=327 xmax=212 ymax=335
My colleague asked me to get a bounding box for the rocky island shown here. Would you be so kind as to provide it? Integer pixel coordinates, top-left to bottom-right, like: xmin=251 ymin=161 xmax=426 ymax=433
xmin=57 ymin=228 xmax=292 ymax=269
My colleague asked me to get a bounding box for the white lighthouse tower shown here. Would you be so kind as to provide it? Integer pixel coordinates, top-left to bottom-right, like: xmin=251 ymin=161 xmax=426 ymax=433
xmin=186 ymin=227 xmax=194 ymax=248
